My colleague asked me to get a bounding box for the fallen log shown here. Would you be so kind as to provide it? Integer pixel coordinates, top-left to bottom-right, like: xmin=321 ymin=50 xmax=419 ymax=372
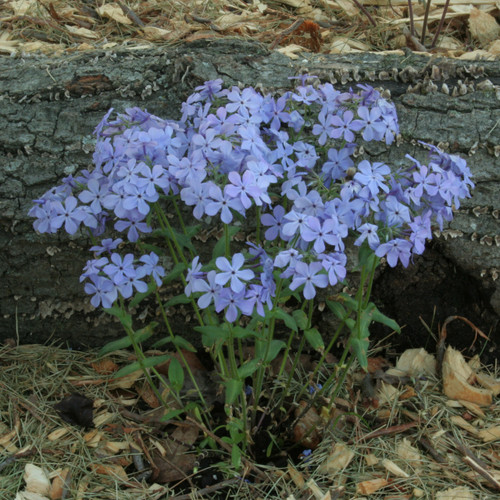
xmin=0 ymin=40 xmax=498 ymax=353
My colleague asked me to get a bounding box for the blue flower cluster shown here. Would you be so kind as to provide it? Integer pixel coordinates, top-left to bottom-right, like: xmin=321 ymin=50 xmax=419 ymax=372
xmin=29 ymin=78 xmax=473 ymax=321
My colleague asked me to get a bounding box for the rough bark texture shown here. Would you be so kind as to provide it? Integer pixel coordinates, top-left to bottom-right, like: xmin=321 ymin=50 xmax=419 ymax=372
xmin=1 ymin=39 xmax=499 ymax=354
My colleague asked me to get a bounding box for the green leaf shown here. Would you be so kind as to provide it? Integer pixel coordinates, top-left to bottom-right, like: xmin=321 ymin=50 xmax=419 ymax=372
xmin=325 ymin=300 xmax=348 ymax=320
xmin=171 ymin=228 xmax=197 ymax=253
xmin=98 ymin=322 xmax=158 ymax=357
xmin=358 ymin=242 xmax=378 ymax=268
xmin=304 ymin=328 xmax=325 ymax=351
xmin=104 ymin=305 xmax=133 ymax=329
xmin=345 ymin=317 xmax=356 ymax=331
xmin=292 ymin=309 xmax=309 ymax=330
xmin=264 ymin=339 xmax=286 ymax=363
xmin=168 ymin=357 xmax=185 ymax=392
xmin=338 ymin=293 xmax=358 ymax=310
xmin=231 ymin=445 xmax=242 ymax=469
xmin=113 ymin=354 xmax=171 ymax=378
xmin=359 ymin=303 xmax=376 ymax=334
xmin=232 ymin=326 xmax=260 ymax=340
xmin=129 ymin=279 xmax=157 ymax=308
xmin=237 ymin=359 xmax=260 ymax=378
xmin=160 ymin=408 xmax=185 ymax=421
xmin=350 ymin=337 xmax=370 ymax=371
xmin=172 ymin=336 xmax=197 ymax=352
xmin=270 ymin=309 xmax=297 ymax=332
xmin=163 ymin=262 xmax=188 ymax=285
xmin=140 ymin=243 xmax=166 ymax=257
xmin=225 ymin=378 xmax=243 ymax=405
xmin=163 ymin=294 xmax=191 ymax=308
xmin=151 ymin=337 xmax=173 ymax=349
xmin=371 ymin=305 xmax=401 ymax=333
xmin=195 ymin=325 xmax=229 ymax=347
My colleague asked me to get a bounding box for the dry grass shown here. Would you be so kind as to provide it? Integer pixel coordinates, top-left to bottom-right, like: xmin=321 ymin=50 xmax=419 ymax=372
xmin=1 ymin=341 xmax=499 ymax=499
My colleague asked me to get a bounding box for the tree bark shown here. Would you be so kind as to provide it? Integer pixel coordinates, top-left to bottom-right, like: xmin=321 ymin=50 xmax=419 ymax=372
xmin=1 ymin=39 xmax=499 ymax=350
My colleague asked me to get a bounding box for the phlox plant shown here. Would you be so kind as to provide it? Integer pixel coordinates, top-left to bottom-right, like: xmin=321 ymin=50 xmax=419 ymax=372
xmin=30 ymin=76 xmax=473 ymax=466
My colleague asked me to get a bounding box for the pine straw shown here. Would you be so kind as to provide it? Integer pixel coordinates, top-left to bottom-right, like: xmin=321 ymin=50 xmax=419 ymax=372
xmin=1 ymin=341 xmax=499 ymax=499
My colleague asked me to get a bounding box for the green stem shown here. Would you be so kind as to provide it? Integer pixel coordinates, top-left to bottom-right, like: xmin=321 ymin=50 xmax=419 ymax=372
xmin=251 ymin=278 xmax=284 ymax=423
xmin=255 ymin=206 xmax=261 ymax=245
xmin=271 ymin=300 xmax=313 ymax=415
xmin=155 ymin=290 xmax=208 ymax=407
xmin=118 ymin=298 xmax=181 ymax=408
xmin=226 ymin=324 xmax=247 ymax=451
xmin=224 ymin=223 xmax=230 ymax=258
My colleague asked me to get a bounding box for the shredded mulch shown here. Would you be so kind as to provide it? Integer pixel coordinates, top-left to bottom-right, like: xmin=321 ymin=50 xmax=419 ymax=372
xmin=1 ymin=339 xmax=499 ymax=499
xmin=0 ymin=0 xmax=499 ymax=59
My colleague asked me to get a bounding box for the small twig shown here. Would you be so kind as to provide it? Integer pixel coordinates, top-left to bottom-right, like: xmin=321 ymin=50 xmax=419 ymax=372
xmin=418 ymin=437 xmax=447 ymax=464
xmin=118 ymin=1 xmax=145 ymax=28
xmin=421 ymin=0 xmax=432 ymax=44
xmin=169 ymin=478 xmax=243 ymax=500
xmin=446 ymin=432 xmax=500 ymax=491
xmin=407 ymin=0 xmax=415 ymax=37
xmin=352 ymin=0 xmax=376 ymax=27
xmin=430 ymin=0 xmax=450 ymax=49
xmin=403 ymin=26 xmax=428 ymax=52
xmin=352 ymin=421 xmax=418 ymax=444
xmin=0 ymin=447 xmax=36 ymax=473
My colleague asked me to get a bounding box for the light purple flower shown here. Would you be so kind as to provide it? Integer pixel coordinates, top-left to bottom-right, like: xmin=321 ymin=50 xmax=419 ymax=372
xmin=226 ymin=170 xmax=263 ymax=209
xmin=51 ymin=196 xmax=86 ymax=235
xmin=375 ymin=238 xmax=413 ymax=267
xmin=185 ymin=256 xmax=203 ymax=296
xmin=205 ymin=184 xmax=243 ymax=224
xmin=215 ymin=253 xmax=255 ymax=293
xmin=84 ymin=275 xmax=117 ymax=308
xmin=104 ymin=253 xmax=136 ymax=285
xmin=194 ymin=271 xmax=221 ymax=308
xmin=215 ymin=287 xmax=254 ymax=322
xmin=330 ymin=110 xmax=364 ymax=142
xmin=356 ymin=106 xmax=387 ymax=141
xmin=117 ymin=267 xmax=148 ymax=299
xmin=261 ymin=205 xmax=288 ymax=242
xmin=289 ymin=261 xmax=328 ymax=300
xmin=90 ymin=238 xmax=123 ymax=256
xmin=140 ymin=252 xmax=165 ymax=286
xmin=354 ymin=223 xmax=380 ymax=249
xmin=78 ymin=178 xmax=109 ymax=215
xmin=301 ymin=216 xmax=339 ymax=254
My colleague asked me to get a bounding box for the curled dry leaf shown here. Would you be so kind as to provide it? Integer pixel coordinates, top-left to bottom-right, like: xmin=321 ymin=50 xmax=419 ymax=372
xmin=15 ymin=492 xmax=50 ymax=500
xmin=442 ymin=346 xmax=493 ymax=406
